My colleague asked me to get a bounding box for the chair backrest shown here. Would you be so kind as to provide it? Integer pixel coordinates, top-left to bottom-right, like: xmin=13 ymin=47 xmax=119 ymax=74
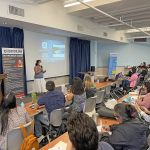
xmin=105 ymin=85 xmax=111 ymax=95
xmin=49 ymin=109 xmax=63 ymax=127
xmin=116 ymin=80 xmax=122 ymax=88
xmin=83 ymin=96 xmax=96 ymax=113
xmin=7 ymin=121 xmax=33 ymax=150
xmin=96 ymin=90 xmax=105 ymax=104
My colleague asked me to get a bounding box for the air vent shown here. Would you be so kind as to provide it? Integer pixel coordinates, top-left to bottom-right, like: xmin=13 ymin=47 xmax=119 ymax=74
xmin=103 ymin=32 xmax=108 ymax=37
xmin=9 ymin=5 xmax=24 ymax=17
xmin=134 ymin=38 xmax=147 ymax=42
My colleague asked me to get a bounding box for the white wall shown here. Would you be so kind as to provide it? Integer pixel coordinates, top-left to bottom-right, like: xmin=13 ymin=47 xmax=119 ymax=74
xmin=0 ymin=0 xmax=127 ymax=42
xmin=97 ymin=42 xmax=150 ymax=67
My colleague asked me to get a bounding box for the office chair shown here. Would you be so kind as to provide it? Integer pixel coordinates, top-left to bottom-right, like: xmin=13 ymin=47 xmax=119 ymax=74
xmin=46 ymin=109 xmax=63 ymax=142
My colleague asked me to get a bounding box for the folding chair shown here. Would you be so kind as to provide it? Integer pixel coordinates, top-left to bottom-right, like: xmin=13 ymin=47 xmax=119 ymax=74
xmin=7 ymin=121 xmax=33 ymax=150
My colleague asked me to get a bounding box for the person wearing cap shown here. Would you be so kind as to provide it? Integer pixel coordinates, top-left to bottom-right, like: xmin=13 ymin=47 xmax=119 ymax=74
xmin=34 ymin=80 xmax=65 ymax=138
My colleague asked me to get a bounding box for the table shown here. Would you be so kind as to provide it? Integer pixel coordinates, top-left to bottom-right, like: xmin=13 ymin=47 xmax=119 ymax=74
xmin=96 ymin=81 xmax=115 ymax=89
xmin=25 ymin=102 xmax=45 ymax=117
xmin=40 ymin=117 xmax=118 ymax=150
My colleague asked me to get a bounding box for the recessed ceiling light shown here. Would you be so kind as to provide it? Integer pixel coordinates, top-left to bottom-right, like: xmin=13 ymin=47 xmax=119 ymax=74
xmin=64 ymin=0 xmax=94 ymax=7
xmin=126 ymin=27 xmax=150 ymax=33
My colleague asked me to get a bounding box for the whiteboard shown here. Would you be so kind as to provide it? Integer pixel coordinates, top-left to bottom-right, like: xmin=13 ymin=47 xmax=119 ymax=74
xmin=24 ymin=30 xmax=69 ymax=80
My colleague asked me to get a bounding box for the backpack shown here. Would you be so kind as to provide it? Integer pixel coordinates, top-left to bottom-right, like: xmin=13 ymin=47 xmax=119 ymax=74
xmin=20 ymin=122 xmax=39 ymax=150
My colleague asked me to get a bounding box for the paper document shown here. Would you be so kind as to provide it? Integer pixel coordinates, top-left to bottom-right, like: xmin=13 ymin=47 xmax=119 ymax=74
xmin=49 ymin=141 xmax=67 ymax=150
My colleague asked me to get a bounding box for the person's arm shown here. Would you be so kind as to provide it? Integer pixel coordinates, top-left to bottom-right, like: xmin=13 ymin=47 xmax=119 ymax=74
xmin=23 ymin=108 xmax=32 ymax=123
xmin=34 ymin=66 xmax=42 ymax=74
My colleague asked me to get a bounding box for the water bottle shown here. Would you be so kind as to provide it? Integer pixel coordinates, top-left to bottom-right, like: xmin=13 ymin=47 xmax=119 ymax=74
xmin=31 ymin=92 xmax=37 ymax=104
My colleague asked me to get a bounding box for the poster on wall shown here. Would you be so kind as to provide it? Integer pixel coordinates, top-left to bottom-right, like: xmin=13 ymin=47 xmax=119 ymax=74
xmin=108 ymin=53 xmax=117 ymax=77
xmin=2 ymin=48 xmax=25 ymax=98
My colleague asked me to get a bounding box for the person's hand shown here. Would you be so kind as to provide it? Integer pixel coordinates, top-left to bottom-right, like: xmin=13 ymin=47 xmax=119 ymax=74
xmin=101 ymin=125 xmax=110 ymax=133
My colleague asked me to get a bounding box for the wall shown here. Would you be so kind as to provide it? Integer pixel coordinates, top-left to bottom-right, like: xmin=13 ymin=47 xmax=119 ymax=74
xmin=0 ymin=0 xmax=127 ymax=42
xmin=97 ymin=43 xmax=150 ymax=67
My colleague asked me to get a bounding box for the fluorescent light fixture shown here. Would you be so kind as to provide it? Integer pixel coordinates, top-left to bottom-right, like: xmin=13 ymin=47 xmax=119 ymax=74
xmin=126 ymin=27 xmax=150 ymax=33
xmin=64 ymin=0 xmax=94 ymax=7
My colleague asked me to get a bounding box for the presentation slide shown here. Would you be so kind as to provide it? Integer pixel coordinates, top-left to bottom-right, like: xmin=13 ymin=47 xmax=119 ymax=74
xmin=41 ymin=40 xmax=65 ymax=62
xmin=24 ymin=30 xmax=69 ymax=80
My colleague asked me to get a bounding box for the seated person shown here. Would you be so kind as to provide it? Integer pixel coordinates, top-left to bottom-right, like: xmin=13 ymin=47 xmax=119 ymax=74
xmin=101 ymin=103 xmax=148 ymax=150
xmin=126 ymin=67 xmax=133 ymax=77
xmin=83 ymin=74 xmax=96 ymax=99
xmin=140 ymin=66 xmax=148 ymax=81
xmin=67 ymin=113 xmax=114 ymax=150
xmin=137 ymin=82 xmax=150 ymax=109
xmin=66 ymin=77 xmax=86 ymax=112
xmin=0 ymin=92 xmax=31 ymax=150
xmin=34 ymin=80 xmax=65 ymax=137
xmin=122 ymin=67 xmax=138 ymax=92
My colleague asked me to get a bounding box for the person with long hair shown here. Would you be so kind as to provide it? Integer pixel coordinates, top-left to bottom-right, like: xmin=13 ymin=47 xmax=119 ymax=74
xmin=83 ymin=74 xmax=96 ymax=98
xmin=0 ymin=93 xmax=31 ymax=150
xmin=101 ymin=103 xmax=148 ymax=150
xmin=137 ymin=82 xmax=150 ymax=109
xmin=34 ymin=60 xmax=46 ymax=93
xmin=66 ymin=77 xmax=86 ymax=112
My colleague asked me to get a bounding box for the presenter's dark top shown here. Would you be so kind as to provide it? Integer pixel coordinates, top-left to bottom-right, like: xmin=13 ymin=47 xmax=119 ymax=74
xmin=34 ymin=65 xmax=44 ymax=79
xmin=37 ymin=90 xmax=65 ymax=115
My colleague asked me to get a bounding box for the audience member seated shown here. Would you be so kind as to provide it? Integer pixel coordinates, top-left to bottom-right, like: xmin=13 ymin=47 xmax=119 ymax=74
xmin=137 ymin=66 xmax=142 ymax=74
xmin=67 ymin=113 xmax=114 ymax=150
xmin=140 ymin=66 xmax=148 ymax=82
xmin=137 ymin=82 xmax=150 ymax=109
xmin=84 ymin=74 xmax=96 ymax=99
xmin=34 ymin=81 xmax=65 ymax=138
xmin=126 ymin=67 xmax=133 ymax=77
xmin=122 ymin=67 xmax=138 ymax=92
xmin=0 ymin=92 xmax=31 ymax=150
xmin=101 ymin=103 xmax=149 ymax=150
xmin=65 ymin=77 xmax=86 ymax=112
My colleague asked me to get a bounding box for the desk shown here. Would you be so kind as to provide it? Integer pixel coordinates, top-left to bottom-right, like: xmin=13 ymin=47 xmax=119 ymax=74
xmin=96 ymin=81 xmax=115 ymax=89
xmin=40 ymin=117 xmax=118 ymax=150
xmin=25 ymin=102 xmax=45 ymax=117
